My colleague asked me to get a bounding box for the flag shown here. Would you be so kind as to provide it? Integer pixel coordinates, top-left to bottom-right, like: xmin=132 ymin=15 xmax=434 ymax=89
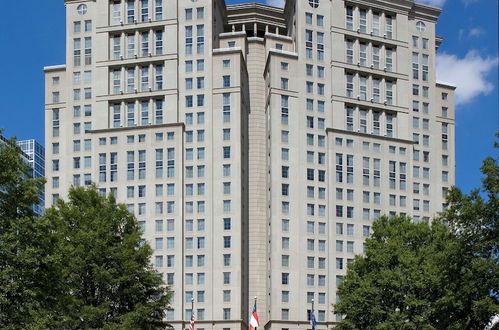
xmin=189 ymin=311 xmax=195 ymax=330
xmin=249 ymin=300 xmax=260 ymax=330
xmin=310 ymin=307 xmax=317 ymax=330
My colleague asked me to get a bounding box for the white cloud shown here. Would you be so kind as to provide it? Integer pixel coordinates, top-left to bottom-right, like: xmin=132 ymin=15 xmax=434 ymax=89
xmin=468 ymin=27 xmax=484 ymax=37
xmin=459 ymin=27 xmax=485 ymax=40
xmin=416 ymin=0 xmax=477 ymax=7
xmin=437 ymin=50 xmax=498 ymax=105
xmin=265 ymin=0 xmax=284 ymax=7
xmin=462 ymin=0 xmax=479 ymax=6
xmin=416 ymin=0 xmax=446 ymax=7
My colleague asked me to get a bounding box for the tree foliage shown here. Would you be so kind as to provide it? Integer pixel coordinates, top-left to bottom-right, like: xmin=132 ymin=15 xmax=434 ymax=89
xmin=43 ymin=186 xmax=170 ymax=329
xmin=0 ymin=133 xmax=57 ymax=329
xmin=0 ymin=134 xmax=170 ymax=329
xmin=334 ymin=135 xmax=499 ymax=329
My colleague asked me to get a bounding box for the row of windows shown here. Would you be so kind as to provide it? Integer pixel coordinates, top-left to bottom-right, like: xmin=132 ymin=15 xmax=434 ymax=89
xmin=185 ymin=25 xmax=205 ymax=55
xmin=346 ymin=73 xmax=394 ymax=105
xmin=73 ymin=37 xmax=92 ymax=66
xmin=305 ymin=29 xmax=325 ymax=60
xmin=412 ymin=35 xmax=430 ymax=50
xmin=345 ymin=40 xmax=394 ymax=71
xmin=111 ymin=31 xmax=163 ymax=60
xmin=345 ymin=6 xmax=394 ymax=39
xmin=111 ymin=65 xmax=164 ymax=94
xmin=111 ymin=100 xmax=164 ymax=127
xmin=110 ymin=0 xmax=165 ymax=25
xmin=150 ymin=236 xmax=233 ymax=251
xmin=335 ymin=223 xmax=370 ymax=236
xmin=140 ymin=217 xmax=232 ymax=234
xmin=73 ymin=20 xmax=92 ymax=33
xmin=345 ymin=107 xmax=394 ymax=137
xmin=305 ymin=12 xmax=325 ymax=27
xmin=281 ymin=238 xmax=326 ymax=251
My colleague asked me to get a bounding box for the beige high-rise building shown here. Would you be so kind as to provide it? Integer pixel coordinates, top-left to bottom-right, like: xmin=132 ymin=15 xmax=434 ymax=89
xmin=44 ymin=0 xmax=455 ymax=328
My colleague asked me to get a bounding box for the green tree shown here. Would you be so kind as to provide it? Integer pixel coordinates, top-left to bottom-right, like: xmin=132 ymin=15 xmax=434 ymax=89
xmin=0 ymin=132 xmax=59 ymax=329
xmin=0 ymin=133 xmax=170 ymax=328
xmin=334 ymin=136 xmax=499 ymax=329
xmin=438 ymin=134 xmax=499 ymax=327
xmin=334 ymin=216 xmax=459 ymax=329
xmin=43 ymin=185 xmax=171 ymax=329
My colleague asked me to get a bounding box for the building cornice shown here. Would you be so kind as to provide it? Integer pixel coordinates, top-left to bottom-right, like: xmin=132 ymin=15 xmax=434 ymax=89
xmin=44 ymin=64 xmax=66 ymax=72
xmin=226 ymin=2 xmax=286 ymax=29
xmin=326 ymin=128 xmax=415 ymax=144
xmin=90 ymin=123 xmax=184 ymax=135
xmin=436 ymin=81 xmax=457 ymax=90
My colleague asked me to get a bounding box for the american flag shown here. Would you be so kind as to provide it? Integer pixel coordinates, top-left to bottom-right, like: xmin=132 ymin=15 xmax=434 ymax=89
xmin=189 ymin=311 xmax=195 ymax=330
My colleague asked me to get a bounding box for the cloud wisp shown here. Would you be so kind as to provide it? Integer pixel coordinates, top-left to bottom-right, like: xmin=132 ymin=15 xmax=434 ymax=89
xmin=265 ymin=0 xmax=285 ymax=7
xmin=437 ymin=50 xmax=498 ymax=105
xmin=416 ymin=0 xmax=447 ymax=7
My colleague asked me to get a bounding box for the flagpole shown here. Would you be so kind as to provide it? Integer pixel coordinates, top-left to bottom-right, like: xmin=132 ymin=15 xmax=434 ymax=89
xmin=254 ymin=296 xmax=257 ymax=330
xmin=311 ymin=299 xmax=315 ymax=330
xmin=191 ymin=297 xmax=194 ymax=318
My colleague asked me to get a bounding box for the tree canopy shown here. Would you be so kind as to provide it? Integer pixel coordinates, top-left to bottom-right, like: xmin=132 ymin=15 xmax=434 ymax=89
xmin=0 ymin=134 xmax=170 ymax=329
xmin=334 ymin=136 xmax=499 ymax=329
xmin=43 ymin=185 xmax=171 ymax=329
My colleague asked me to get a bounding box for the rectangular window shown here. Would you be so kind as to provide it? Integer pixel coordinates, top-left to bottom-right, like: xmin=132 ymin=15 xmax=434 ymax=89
xmin=359 ymin=9 xmax=367 ymax=33
xmin=346 ymin=6 xmax=353 ymax=30
xmin=154 ymin=65 xmax=163 ymax=90
xmin=84 ymin=37 xmax=92 ymax=65
xmin=74 ymin=38 xmax=81 ymax=66
xmin=197 ymin=25 xmax=205 ymax=54
xmin=127 ymin=0 xmax=135 ymax=23
xmin=154 ymin=0 xmax=163 ymax=21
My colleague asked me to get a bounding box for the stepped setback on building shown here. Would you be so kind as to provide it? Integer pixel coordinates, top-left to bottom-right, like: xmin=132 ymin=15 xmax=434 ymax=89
xmin=44 ymin=0 xmax=455 ymax=328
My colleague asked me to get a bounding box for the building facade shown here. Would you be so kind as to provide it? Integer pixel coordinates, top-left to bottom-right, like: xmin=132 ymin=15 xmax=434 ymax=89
xmin=1 ymin=135 xmax=46 ymax=216
xmin=17 ymin=139 xmax=46 ymax=215
xmin=44 ymin=0 xmax=455 ymax=328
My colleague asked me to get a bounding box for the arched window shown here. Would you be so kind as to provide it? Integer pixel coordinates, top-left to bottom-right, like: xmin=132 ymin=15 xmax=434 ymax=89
xmin=77 ymin=4 xmax=87 ymax=15
xmin=416 ymin=21 xmax=426 ymax=32
xmin=309 ymin=0 xmax=319 ymax=8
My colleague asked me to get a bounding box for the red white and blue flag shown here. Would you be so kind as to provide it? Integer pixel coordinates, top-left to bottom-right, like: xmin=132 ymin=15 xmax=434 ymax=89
xmin=189 ymin=311 xmax=195 ymax=330
xmin=249 ymin=300 xmax=260 ymax=330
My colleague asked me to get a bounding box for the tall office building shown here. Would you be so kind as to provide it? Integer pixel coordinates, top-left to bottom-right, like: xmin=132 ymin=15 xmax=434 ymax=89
xmin=17 ymin=139 xmax=46 ymax=215
xmin=1 ymin=135 xmax=45 ymax=216
xmin=44 ymin=0 xmax=455 ymax=328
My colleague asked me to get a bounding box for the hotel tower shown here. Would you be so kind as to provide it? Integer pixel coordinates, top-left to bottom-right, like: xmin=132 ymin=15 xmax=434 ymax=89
xmin=45 ymin=0 xmax=455 ymax=328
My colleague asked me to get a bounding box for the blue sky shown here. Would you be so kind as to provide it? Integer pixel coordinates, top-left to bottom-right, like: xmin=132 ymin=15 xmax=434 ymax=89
xmin=0 ymin=0 xmax=497 ymax=193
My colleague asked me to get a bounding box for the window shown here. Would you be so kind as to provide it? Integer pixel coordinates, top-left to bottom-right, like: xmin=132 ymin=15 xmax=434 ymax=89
xmin=346 ymin=6 xmax=353 ymax=30
xmin=359 ymin=43 xmax=367 ymax=66
xmin=386 ymin=15 xmax=393 ymax=39
xmin=74 ymin=38 xmax=81 ymax=66
xmin=281 ymin=95 xmax=288 ymax=125
xmin=305 ymin=30 xmax=313 ymax=59
xmin=84 ymin=37 xmax=92 ymax=65
xmin=317 ymin=15 xmax=324 ymax=26
xmin=185 ymin=26 xmax=193 ymax=54
xmin=359 ymin=8 xmax=367 ymax=33
xmin=84 ymin=20 xmax=92 ymax=32
xmin=223 ymin=75 xmax=231 ymax=88
xmin=185 ymin=8 xmax=193 ymax=20
xmin=306 ymin=12 xmax=313 ymax=25
xmin=309 ymin=0 xmax=319 ymax=8
xmin=346 ymin=74 xmax=354 ymax=98
xmin=416 ymin=21 xmax=426 ymax=32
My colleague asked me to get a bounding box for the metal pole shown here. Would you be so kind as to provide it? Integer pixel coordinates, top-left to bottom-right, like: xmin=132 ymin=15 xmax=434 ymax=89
xmin=254 ymin=296 xmax=257 ymax=330
xmin=311 ymin=299 xmax=315 ymax=330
